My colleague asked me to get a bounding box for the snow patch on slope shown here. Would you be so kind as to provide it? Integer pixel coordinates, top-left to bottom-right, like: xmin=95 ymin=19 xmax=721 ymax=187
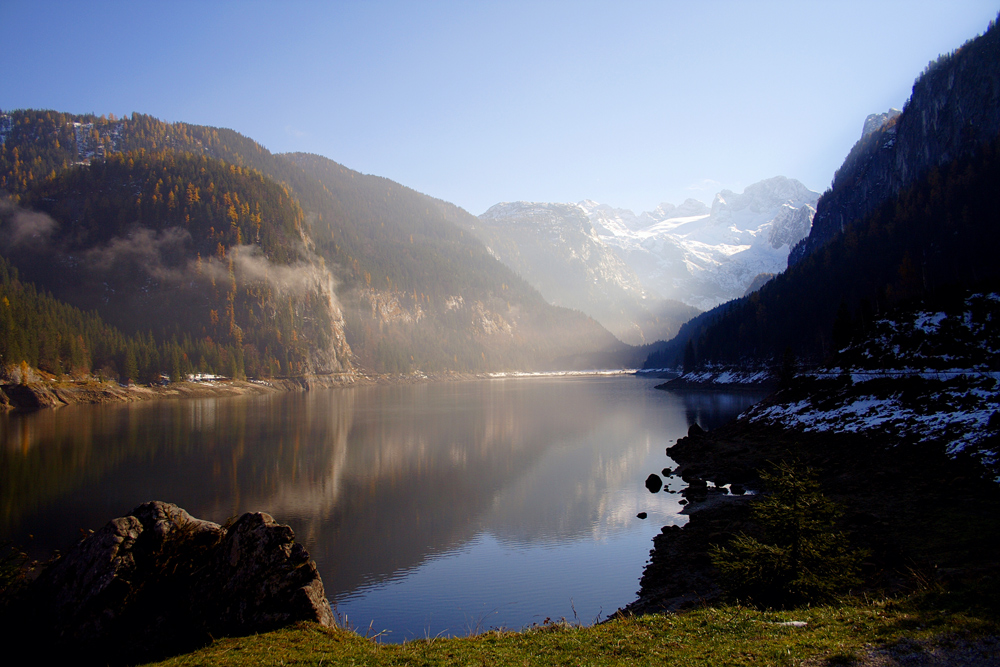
xmin=745 ymin=375 xmax=999 ymax=475
xmin=739 ymin=293 xmax=1000 ymax=481
xmin=580 ymin=176 xmax=819 ymax=310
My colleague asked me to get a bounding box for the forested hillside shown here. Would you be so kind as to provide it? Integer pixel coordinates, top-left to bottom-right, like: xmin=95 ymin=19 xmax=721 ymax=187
xmin=0 ymin=254 xmax=217 ymax=383
xmin=0 ymin=109 xmax=629 ymax=377
xmin=790 ymin=16 xmax=1000 ymax=266
xmin=0 ymin=111 xmax=351 ymax=379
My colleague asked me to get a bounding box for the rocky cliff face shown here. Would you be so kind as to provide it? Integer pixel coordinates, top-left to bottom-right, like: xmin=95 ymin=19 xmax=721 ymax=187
xmin=861 ymin=107 xmax=901 ymax=138
xmin=295 ymin=243 xmax=354 ymax=376
xmin=790 ymin=18 xmax=1000 ymax=265
xmin=767 ymin=202 xmax=817 ymax=250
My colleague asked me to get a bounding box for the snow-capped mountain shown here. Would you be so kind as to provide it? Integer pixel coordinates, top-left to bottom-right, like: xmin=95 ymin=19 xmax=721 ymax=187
xmin=586 ymin=176 xmax=819 ymax=311
xmin=474 ymin=202 xmax=698 ymax=345
xmin=475 ymin=177 xmax=819 ymax=338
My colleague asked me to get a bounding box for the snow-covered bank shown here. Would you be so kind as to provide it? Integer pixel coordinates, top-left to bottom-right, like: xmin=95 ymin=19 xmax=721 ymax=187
xmin=651 ymin=291 xmax=1000 ymax=478
xmin=744 ymin=373 xmax=1000 ymax=479
xmin=652 ymin=366 xmax=776 ymax=389
xmin=486 ymin=369 xmax=639 ymax=379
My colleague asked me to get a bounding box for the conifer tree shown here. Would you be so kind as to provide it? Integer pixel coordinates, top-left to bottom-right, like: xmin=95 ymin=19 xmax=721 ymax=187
xmin=710 ymin=460 xmax=865 ymax=606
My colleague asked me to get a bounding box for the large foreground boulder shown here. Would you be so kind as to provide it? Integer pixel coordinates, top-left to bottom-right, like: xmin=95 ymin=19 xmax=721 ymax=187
xmin=23 ymin=501 xmax=333 ymax=663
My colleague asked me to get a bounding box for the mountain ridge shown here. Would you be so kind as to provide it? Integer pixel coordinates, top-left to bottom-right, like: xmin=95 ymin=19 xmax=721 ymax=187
xmin=789 ymin=17 xmax=1000 ymax=266
xmin=0 ymin=110 xmax=634 ymax=378
xmin=580 ymin=175 xmax=818 ymax=311
xmin=645 ymin=14 xmax=1000 ymax=370
xmin=470 ymin=176 xmax=817 ymax=343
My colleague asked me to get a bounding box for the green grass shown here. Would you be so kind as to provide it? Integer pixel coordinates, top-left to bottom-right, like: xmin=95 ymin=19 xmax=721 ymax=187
xmin=146 ymin=596 xmax=997 ymax=666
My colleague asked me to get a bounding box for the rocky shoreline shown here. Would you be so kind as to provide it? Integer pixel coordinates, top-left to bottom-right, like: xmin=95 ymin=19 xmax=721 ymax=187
xmin=653 ymin=367 xmax=777 ymax=391
xmin=626 ymin=377 xmax=1000 ymax=615
xmin=0 ymin=368 xmax=644 ymax=414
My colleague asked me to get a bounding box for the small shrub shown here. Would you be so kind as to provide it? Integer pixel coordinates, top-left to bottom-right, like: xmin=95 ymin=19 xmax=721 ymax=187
xmin=0 ymin=541 xmax=30 ymax=610
xmin=710 ymin=460 xmax=866 ymax=607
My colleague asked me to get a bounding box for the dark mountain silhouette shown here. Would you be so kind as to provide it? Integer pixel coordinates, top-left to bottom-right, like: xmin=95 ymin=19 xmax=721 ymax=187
xmin=646 ymin=15 xmax=1000 ymax=370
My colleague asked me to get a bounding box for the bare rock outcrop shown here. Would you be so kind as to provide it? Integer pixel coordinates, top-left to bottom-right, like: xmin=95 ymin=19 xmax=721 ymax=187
xmin=23 ymin=501 xmax=333 ymax=663
xmin=0 ymin=383 xmax=67 ymax=411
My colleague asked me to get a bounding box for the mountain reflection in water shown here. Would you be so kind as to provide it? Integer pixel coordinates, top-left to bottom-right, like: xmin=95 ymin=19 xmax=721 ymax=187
xmin=0 ymin=376 xmax=766 ymax=640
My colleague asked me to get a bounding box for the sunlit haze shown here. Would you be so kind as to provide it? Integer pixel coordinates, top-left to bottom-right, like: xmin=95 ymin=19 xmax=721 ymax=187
xmin=2 ymin=1 xmax=996 ymax=214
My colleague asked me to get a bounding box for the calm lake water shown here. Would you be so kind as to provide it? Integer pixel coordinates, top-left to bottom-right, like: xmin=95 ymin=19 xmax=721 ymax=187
xmin=0 ymin=375 xmax=765 ymax=641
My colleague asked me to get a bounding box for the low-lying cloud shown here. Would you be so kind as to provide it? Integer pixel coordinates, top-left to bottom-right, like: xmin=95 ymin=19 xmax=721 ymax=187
xmin=0 ymin=203 xmax=341 ymax=311
xmin=84 ymin=227 xmax=192 ymax=283
xmin=0 ymin=201 xmax=59 ymax=249
xmin=202 ymin=244 xmax=332 ymax=298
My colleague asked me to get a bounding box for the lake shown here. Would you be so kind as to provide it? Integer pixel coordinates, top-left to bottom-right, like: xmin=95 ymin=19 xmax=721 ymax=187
xmin=0 ymin=375 xmax=765 ymax=641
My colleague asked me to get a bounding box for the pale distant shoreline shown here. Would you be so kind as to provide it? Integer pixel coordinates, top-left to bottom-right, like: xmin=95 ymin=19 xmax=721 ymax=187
xmin=0 ymin=367 xmax=655 ymax=413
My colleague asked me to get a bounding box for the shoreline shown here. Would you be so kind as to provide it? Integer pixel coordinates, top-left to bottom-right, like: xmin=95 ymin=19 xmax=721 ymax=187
xmin=6 ymin=367 xmax=998 ymax=659
xmin=651 ymin=366 xmax=777 ymax=391
xmin=0 ymin=367 xmax=651 ymax=413
xmin=0 ymin=374 xmax=363 ymax=413
xmin=627 ymin=373 xmax=1000 ymax=616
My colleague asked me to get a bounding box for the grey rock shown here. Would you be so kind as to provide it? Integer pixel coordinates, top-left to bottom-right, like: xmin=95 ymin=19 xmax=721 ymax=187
xmin=767 ymin=203 xmax=816 ymax=250
xmin=1 ymin=383 xmax=66 ymax=411
xmin=26 ymin=501 xmax=333 ymax=663
xmin=196 ymin=510 xmax=335 ymax=633
xmin=862 ymin=108 xmax=902 ymax=138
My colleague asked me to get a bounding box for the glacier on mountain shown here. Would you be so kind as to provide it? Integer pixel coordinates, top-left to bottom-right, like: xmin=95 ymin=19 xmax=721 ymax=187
xmin=580 ymin=176 xmax=819 ymax=310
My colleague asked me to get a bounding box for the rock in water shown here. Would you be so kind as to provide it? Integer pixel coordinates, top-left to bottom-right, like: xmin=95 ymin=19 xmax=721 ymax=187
xmin=24 ymin=501 xmax=333 ymax=663
xmin=645 ymin=473 xmax=663 ymax=493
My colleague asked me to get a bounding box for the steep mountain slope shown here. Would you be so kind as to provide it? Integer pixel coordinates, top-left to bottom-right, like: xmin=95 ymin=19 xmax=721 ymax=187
xmin=279 ymin=153 xmax=628 ymax=371
xmin=470 ymin=202 xmax=698 ymax=345
xmin=790 ymin=18 xmax=1000 ymax=266
xmin=0 ymin=110 xmax=630 ymax=374
xmin=0 ymin=122 xmax=350 ymax=379
xmin=587 ymin=177 xmax=819 ymax=310
xmin=645 ymin=16 xmax=1000 ymax=369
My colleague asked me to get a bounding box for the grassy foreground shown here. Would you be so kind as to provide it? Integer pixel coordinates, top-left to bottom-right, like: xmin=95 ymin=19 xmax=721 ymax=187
xmin=146 ymin=595 xmax=996 ymax=667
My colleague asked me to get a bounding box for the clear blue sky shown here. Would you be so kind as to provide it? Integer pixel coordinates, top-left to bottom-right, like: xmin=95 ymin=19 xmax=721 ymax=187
xmin=2 ymin=1 xmax=996 ymax=215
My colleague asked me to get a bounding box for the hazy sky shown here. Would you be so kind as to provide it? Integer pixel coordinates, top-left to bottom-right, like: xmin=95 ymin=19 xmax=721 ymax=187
xmin=2 ymin=1 xmax=997 ymax=215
